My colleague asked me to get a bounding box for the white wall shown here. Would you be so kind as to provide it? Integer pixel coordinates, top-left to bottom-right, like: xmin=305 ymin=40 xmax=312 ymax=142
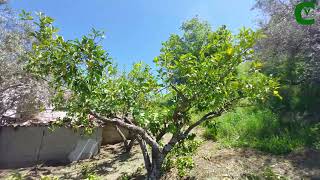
xmin=0 ymin=126 xmax=102 ymax=169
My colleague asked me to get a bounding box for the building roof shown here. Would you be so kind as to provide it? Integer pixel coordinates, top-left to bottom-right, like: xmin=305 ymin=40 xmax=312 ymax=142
xmin=0 ymin=111 xmax=103 ymax=127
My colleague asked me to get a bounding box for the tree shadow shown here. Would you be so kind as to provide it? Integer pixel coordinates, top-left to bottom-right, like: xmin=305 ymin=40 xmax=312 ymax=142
xmin=94 ymin=150 xmax=140 ymax=175
xmin=16 ymin=143 xmax=143 ymax=179
xmin=72 ymin=143 xmax=145 ymax=179
xmin=286 ymin=149 xmax=320 ymax=179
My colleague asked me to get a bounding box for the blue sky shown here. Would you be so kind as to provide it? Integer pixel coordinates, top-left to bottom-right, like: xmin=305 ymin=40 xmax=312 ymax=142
xmin=9 ymin=0 xmax=258 ymax=69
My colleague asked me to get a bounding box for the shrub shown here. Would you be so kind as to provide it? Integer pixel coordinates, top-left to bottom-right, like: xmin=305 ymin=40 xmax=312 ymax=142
xmin=163 ymin=136 xmax=202 ymax=178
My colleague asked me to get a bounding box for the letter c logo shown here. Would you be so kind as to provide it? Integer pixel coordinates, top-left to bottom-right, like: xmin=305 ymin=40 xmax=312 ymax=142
xmin=295 ymin=1 xmax=316 ymax=25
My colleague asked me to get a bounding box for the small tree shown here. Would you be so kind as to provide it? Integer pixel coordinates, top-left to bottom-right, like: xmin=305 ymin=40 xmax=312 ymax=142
xmin=23 ymin=13 xmax=278 ymax=179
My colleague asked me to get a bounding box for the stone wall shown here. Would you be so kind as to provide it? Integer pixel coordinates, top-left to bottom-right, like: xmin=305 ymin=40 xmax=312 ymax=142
xmin=0 ymin=126 xmax=102 ymax=169
xmin=102 ymin=122 xmax=131 ymax=145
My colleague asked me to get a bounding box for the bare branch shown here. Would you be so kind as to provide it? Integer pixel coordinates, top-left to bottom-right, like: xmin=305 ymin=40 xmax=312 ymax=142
xmin=156 ymin=128 xmax=167 ymax=142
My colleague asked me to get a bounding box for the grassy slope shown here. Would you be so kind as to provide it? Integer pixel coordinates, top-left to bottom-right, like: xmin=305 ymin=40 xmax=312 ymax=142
xmin=204 ymin=106 xmax=316 ymax=154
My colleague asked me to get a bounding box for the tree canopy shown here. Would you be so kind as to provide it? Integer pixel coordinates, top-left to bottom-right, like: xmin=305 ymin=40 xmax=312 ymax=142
xmin=254 ymin=0 xmax=320 ymax=115
xmin=22 ymin=12 xmax=278 ymax=179
xmin=255 ymin=0 xmax=320 ymax=84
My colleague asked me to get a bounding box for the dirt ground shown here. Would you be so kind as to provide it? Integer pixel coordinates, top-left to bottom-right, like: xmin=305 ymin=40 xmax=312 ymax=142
xmin=184 ymin=141 xmax=319 ymax=180
xmin=0 ymin=143 xmax=145 ymax=180
xmin=1 ymin=130 xmax=320 ymax=180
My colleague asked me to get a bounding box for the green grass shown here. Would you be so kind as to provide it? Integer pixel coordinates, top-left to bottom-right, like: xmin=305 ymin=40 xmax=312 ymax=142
xmin=204 ymin=107 xmax=315 ymax=154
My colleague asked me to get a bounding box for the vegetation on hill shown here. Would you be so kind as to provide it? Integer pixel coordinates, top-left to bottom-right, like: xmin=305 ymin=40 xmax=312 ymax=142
xmin=204 ymin=0 xmax=320 ymax=156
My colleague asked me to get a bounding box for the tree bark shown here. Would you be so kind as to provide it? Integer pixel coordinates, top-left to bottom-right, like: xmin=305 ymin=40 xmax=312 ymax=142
xmin=90 ymin=112 xmax=160 ymax=150
xmin=148 ymin=148 xmax=164 ymax=180
xmin=114 ymin=124 xmax=130 ymax=151
xmin=137 ymin=137 xmax=151 ymax=172
xmin=136 ymin=136 xmax=164 ymax=180
xmin=126 ymin=137 xmax=136 ymax=153
xmin=149 ymin=164 xmax=162 ymax=180
xmin=150 ymin=150 xmax=164 ymax=180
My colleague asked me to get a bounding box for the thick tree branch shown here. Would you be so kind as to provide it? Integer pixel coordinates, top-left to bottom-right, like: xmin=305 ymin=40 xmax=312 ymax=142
xmin=185 ymin=98 xmax=239 ymax=135
xmin=114 ymin=124 xmax=129 ymax=149
xmin=170 ymin=84 xmax=188 ymax=102
xmin=156 ymin=128 xmax=167 ymax=142
xmin=137 ymin=136 xmax=152 ymax=172
xmin=90 ymin=112 xmax=161 ymax=150
xmin=162 ymin=99 xmax=237 ymax=155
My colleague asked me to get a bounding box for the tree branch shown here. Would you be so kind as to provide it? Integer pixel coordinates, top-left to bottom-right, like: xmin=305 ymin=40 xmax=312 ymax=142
xmin=114 ymin=124 xmax=129 ymax=149
xmin=137 ymin=136 xmax=152 ymax=172
xmin=162 ymin=99 xmax=237 ymax=155
xmin=170 ymin=84 xmax=188 ymax=102
xmin=156 ymin=128 xmax=167 ymax=142
xmin=186 ymin=111 xmax=223 ymax=135
xmin=90 ymin=112 xmax=161 ymax=150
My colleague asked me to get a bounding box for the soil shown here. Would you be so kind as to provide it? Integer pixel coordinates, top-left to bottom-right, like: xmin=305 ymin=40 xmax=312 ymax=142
xmin=0 ymin=144 xmax=145 ymax=180
xmin=1 ymin=129 xmax=319 ymax=180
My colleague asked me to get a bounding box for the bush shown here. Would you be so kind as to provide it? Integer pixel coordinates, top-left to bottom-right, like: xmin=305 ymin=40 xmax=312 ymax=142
xmin=163 ymin=136 xmax=202 ymax=178
xmin=204 ymin=107 xmax=315 ymax=154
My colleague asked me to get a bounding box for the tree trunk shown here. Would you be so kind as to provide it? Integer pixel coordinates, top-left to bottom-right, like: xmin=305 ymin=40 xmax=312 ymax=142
xmin=148 ymin=162 xmax=162 ymax=180
xmin=147 ymin=148 xmax=164 ymax=180
xmin=126 ymin=137 xmax=136 ymax=153
xmin=138 ymin=139 xmax=164 ymax=180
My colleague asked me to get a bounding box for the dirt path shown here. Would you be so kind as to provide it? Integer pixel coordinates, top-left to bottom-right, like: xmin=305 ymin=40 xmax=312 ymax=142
xmin=1 ymin=132 xmax=320 ymax=179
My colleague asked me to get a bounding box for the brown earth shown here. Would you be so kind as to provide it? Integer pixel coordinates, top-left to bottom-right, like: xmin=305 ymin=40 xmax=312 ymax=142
xmin=1 ymin=130 xmax=320 ymax=180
